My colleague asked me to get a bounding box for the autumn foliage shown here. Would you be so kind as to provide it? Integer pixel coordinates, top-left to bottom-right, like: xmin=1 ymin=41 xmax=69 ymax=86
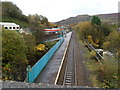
xmin=74 ymin=16 xmax=119 ymax=88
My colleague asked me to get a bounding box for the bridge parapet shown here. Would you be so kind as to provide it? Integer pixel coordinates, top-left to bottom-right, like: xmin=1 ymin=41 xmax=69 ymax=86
xmin=27 ymin=38 xmax=64 ymax=83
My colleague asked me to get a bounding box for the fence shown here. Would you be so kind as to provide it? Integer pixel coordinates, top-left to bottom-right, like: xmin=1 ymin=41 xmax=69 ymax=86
xmin=83 ymin=38 xmax=104 ymax=61
xmin=27 ymin=37 xmax=64 ymax=83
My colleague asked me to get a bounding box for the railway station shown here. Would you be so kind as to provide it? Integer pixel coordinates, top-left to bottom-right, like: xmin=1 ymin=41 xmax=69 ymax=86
xmin=2 ymin=0 xmax=118 ymax=89
xmin=26 ymin=30 xmax=92 ymax=87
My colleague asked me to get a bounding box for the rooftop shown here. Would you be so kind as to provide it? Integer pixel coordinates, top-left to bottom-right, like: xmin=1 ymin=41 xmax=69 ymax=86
xmin=0 ymin=22 xmax=19 ymax=26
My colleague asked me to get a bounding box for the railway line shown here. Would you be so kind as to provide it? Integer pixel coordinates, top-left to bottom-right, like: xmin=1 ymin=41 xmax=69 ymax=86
xmin=63 ymin=33 xmax=76 ymax=86
xmin=63 ymin=33 xmax=77 ymax=86
xmin=56 ymin=31 xmax=91 ymax=86
xmin=32 ymin=30 xmax=91 ymax=86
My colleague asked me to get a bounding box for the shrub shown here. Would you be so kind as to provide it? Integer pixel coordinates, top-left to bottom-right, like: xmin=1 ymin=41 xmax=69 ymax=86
xmin=100 ymin=58 xmax=119 ymax=88
xmin=2 ymin=29 xmax=28 ymax=81
xmin=22 ymin=33 xmax=36 ymax=65
xmin=90 ymin=50 xmax=96 ymax=59
xmin=102 ymin=31 xmax=120 ymax=54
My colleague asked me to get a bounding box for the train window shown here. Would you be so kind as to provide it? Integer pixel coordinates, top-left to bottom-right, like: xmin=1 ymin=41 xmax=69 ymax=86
xmin=9 ymin=27 xmax=12 ymax=29
xmin=13 ymin=27 xmax=15 ymax=29
xmin=5 ymin=27 xmax=8 ymax=29
xmin=17 ymin=27 xmax=19 ymax=29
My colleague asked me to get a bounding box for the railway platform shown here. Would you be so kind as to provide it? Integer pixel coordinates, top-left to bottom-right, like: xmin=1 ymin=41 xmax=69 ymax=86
xmin=34 ymin=32 xmax=72 ymax=84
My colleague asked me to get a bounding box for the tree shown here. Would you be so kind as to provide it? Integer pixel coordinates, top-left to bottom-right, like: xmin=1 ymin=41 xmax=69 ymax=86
xmin=100 ymin=23 xmax=112 ymax=37
xmin=74 ymin=22 xmax=107 ymax=48
xmin=22 ymin=33 xmax=37 ymax=65
xmin=102 ymin=31 xmax=120 ymax=54
xmin=28 ymin=14 xmax=48 ymax=43
xmin=91 ymin=16 xmax=101 ymax=25
xmin=28 ymin=14 xmax=40 ymax=24
xmin=75 ymin=22 xmax=95 ymax=38
xmin=2 ymin=29 xmax=28 ymax=81
xmin=28 ymin=14 xmax=48 ymax=25
xmin=2 ymin=1 xmax=22 ymax=19
xmin=30 ymin=24 xmax=45 ymax=44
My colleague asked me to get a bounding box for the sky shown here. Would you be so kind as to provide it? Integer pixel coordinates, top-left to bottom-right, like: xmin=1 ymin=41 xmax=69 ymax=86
xmin=1 ymin=0 xmax=120 ymax=22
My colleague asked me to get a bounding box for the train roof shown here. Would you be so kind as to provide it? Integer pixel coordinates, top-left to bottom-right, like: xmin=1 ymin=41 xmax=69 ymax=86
xmin=0 ymin=22 xmax=19 ymax=26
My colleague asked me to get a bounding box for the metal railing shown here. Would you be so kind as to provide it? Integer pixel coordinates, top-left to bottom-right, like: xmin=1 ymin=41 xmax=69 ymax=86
xmin=83 ymin=38 xmax=104 ymax=61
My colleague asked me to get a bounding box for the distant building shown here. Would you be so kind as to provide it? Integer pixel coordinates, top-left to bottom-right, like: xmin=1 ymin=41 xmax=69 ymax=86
xmin=0 ymin=22 xmax=31 ymax=34
xmin=21 ymin=28 xmax=31 ymax=34
xmin=0 ymin=22 xmax=20 ymax=31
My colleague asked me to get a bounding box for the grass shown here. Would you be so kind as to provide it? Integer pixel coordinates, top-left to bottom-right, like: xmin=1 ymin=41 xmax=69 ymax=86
xmin=76 ymin=31 xmax=119 ymax=88
xmin=76 ymin=32 xmax=100 ymax=87
xmin=82 ymin=41 xmax=119 ymax=88
xmin=2 ymin=17 xmax=32 ymax=28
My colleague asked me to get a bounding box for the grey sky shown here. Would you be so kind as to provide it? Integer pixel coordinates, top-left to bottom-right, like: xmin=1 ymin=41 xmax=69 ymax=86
xmin=1 ymin=0 xmax=119 ymax=22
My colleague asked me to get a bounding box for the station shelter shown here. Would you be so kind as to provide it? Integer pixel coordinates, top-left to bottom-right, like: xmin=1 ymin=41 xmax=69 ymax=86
xmin=43 ymin=28 xmax=65 ymax=38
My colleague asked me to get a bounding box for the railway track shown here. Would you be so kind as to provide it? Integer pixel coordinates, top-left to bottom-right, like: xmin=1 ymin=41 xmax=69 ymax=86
xmin=63 ymin=32 xmax=77 ymax=86
xmin=56 ymin=31 xmax=91 ymax=86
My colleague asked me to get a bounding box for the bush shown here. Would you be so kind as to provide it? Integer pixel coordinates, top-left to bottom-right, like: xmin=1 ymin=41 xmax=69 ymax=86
xmin=74 ymin=21 xmax=115 ymax=48
xmin=75 ymin=22 xmax=95 ymax=38
xmin=29 ymin=40 xmax=58 ymax=67
xmin=100 ymin=58 xmax=119 ymax=88
xmin=90 ymin=50 xmax=96 ymax=59
xmin=100 ymin=23 xmax=112 ymax=37
xmin=22 ymin=33 xmax=37 ymax=65
xmin=102 ymin=30 xmax=120 ymax=54
xmin=75 ymin=22 xmax=103 ymax=47
xmin=2 ymin=29 xmax=28 ymax=81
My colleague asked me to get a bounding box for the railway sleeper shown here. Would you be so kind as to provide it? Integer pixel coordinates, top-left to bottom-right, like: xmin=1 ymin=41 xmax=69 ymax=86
xmin=65 ymin=80 xmax=72 ymax=83
xmin=65 ymin=83 xmax=72 ymax=85
xmin=66 ymin=77 xmax=73 ymax=79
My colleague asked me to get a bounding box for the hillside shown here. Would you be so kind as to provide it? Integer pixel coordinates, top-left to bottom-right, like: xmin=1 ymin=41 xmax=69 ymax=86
xmin=56 ymin=13 xmax=118 ymax=25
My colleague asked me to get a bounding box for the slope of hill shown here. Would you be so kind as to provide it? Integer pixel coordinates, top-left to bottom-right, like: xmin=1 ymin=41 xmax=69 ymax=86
xmin=56 ymin=13 xmax=118 ymax=25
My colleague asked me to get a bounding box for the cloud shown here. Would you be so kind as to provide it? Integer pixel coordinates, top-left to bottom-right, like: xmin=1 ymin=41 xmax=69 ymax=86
xmin=1 ymin=0 xmax=119 ymax=22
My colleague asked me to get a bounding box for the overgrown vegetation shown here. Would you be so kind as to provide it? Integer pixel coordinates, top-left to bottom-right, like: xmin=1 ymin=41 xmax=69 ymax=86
xmin=2 ymin=29 xmax=28 ymax=81
xmin=2 ymin=1 xmax=59 ymax=81
xmin=2 ymin=1 xmax=58 ymax=42
xmin=74 ymin=16 xmax=120 ymax=88
xmin=30 ymin=40 xmax=58 ymax=67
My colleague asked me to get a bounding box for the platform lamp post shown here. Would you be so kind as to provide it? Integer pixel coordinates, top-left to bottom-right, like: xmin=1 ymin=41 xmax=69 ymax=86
xmin=60 ymin=26 xmax=64 ymax=38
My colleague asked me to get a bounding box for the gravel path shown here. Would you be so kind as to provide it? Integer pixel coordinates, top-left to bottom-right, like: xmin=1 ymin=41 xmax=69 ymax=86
xmin=74 ymin=31 xmax=92 ymax=86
